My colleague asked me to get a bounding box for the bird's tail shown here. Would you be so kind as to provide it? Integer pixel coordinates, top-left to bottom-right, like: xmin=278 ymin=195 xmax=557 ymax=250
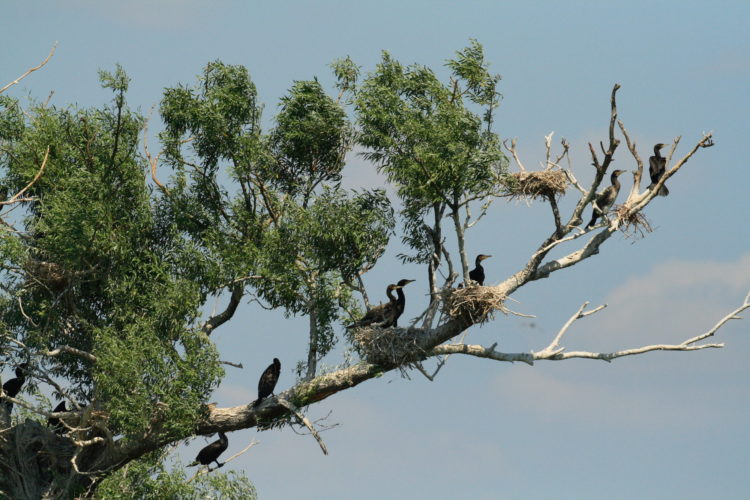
xmin=648 ymin=183 xmax=669 ymax=197
xmin=187 ymin=461 xmax=199 ymax=467
xmin=252 ymin=398 xmax=262 ymax=408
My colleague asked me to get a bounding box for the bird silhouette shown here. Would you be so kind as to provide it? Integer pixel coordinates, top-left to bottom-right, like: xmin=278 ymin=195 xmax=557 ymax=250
xmin=648 ymin=143 xmax=669 ymax=196
xmin=586 ymin=170 xmax=626 ymax=229
xmin=188 ymin=431 xmax=228 ymax=469
xmin=253 ymin=358 xmax=281 ymax=407
xmin=2 ymin=363 xmax=28 ymax=413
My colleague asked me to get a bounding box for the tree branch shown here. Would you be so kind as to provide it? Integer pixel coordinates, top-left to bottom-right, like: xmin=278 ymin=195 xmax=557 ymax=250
xmin=201 ymin=286 xmax=243 ymax=335
xmin=0 ymin=146 xmax=49 ymax=207
xmin=277 ymin=397 xmax=328 ymax=455
xmin=0 ymin=42 xmax=57 ymax=95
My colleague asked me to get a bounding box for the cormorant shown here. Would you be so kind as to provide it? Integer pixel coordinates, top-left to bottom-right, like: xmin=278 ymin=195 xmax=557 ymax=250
xmin=253 ymin=358 xmax=281 ymax=407
xmin=188 ymin=431 xmax=228 ymax=469
xmin=586 ymin=169 xmax=626 ymax=229
xmin=2 ymin=363 xmax=28 ymax=413
xmin=48 ymin=401 xmax=67 ymax=434
xmin=468 ymin=254 xmax=492 ymax=286
xmin=648 ymin=143 xmax=669 ymax=196
xmin=346 ymin=279 xmax=415 ymax=328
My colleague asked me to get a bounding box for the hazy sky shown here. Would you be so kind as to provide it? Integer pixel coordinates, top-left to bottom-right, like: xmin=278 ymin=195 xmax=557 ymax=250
xmin=3 ymin=1 xmax=749 ymax=498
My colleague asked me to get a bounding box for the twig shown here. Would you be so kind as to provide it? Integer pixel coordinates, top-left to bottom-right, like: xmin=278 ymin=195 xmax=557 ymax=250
xmin=534 ymin=301 xmax=607 ymax=357
xmin=219 ymin=360 xmax=244 ymax=369
xmin=0 ymin=146 xmax=50 ymax=207
xmin=277 ymin=397 xmax=328 ymax=455
xmin=0 ymin=42 xmax=57 ymax=94
xmin=503 ymin=138 xmax=526 ymax=172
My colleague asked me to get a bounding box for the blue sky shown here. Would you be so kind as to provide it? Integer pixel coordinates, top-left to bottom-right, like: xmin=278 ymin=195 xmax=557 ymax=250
xmin=2 ymin=1 xmax=749 ymax=498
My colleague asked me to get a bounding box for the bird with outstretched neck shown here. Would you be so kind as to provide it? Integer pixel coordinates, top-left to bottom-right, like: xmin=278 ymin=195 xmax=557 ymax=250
xmin=188 ymin=431 xmax=229 ymax=469
xmin=253 ymin=358 xmax=281 ymax=407
xmin=346 ymin=279 xmax=415 ymax=328
xmin=586 ymin=169 xmax=626 ymax=229
xmin=468 ymin=254 xmax=491 ymax=286
xmin=648 ymin=143 xmax=669 ymax=196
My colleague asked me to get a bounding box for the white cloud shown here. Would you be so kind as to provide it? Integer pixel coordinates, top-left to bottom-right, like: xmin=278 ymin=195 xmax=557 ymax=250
xmin=490 ymin=253 xmax=750 ymax=430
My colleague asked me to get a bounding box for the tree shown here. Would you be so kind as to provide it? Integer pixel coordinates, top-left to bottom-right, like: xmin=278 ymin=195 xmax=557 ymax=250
xmin=0 ymin=43 xmax=743 ymax=498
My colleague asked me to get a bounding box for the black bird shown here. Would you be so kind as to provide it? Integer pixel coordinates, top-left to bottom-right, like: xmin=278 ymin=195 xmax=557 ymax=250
xmin=468 ymin=254 xmax=492 ymax=286
xmin=390 ymin=279 xmax=415 ymax=327
xmin=47 ymin=401 xmax=67 ymax=434
xmin=648 ymin=143 xmax=669 ymax=196
xmin=586 ymin=169 xmax=626 ymax=229
xmin=347 ymin=279 xmax=415 ymax=329
xmin=2 ymin=363 xmax=28 ymax=413
xmin=253 ymin=358 xmax=281 ymax=407
xmin=188 ymin=431 xmax=228 ymax=469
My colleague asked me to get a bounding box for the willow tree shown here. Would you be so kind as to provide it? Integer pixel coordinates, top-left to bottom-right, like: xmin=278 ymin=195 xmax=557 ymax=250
xmin=347 ymin=40 xmax=508 ymax=327
xmin=0 ymin=44 xmax=744 ymax=499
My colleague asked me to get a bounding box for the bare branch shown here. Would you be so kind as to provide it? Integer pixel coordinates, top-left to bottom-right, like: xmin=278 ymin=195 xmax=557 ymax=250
xmin=535 ymin=301 xmax=607 ymax=357
xmin=617 ymin=119 xmax=644 ymax=201
xmin=277 ymin=397 xmax=328 ymax=455
xmin=0 ymin=42 xmax=57 ymax=94
xmin=43 ymin=346 xmax=98 ymax=363
xmin=201 ymin=286 xmax=243 ymax=335
xmin=432 ymin=343 xmax=534 ymax=365
xmin=543 ymin=131 xmax=554 ymax=168
xmin=503 ymin=137 xmax=526 ymax=171
xmin=681 ymin=290 xmax=750 ymax=345
xmin=0 ymin=146 xmax=50 ymax=207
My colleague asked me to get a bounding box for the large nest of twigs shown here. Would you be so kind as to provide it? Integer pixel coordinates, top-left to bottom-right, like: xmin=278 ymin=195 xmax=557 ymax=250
xmin=506 ymin=170 xmax=569 ymax=200
xmin=615 ymin=204 xmax=653 ymax=239
xmin=24 ymin=259 xmax=70 ymax=292
xmin=441 ymin=284 xmax=508 ymax=324
xmin=352 ymin=326 xmax=428 ymax=367
xmin=0 ymin=420 xmax=77 ymax=498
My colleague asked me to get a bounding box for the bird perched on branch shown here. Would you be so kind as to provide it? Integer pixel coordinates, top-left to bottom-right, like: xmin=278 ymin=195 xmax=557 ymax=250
xmin=346 ymin=279 xmax=415 ymax=329
xmin=2 ymin=363 xmax=29 ymax=413
xmin=469 ymin=254 xmax=491 ymax=286
xmin=47 ymin=401 xmax=68 ymax=434
xmin=648 ymin=143 xmax=669 ymax=196
xmin=253 ymin=358 xmax=281 ymax=407
xmin=586 ymin=169 xmax=626 ymax=229
xmin=188 ymin=431 xmax=228 ymax=469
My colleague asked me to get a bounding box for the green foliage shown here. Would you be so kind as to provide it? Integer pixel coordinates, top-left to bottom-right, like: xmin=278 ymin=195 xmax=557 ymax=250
xmin=0 ymin=69 xmax=222 ymax=438
xmin=96 ymin=452 xmax=256 ymax=500
xmin=159 ymin=62 xmax=394 ymax=367
xmin=353 ymin=41 xmax=508 ymax=267
xmin=0 ymin=44 xmax=509 ymax=494
xmin=270 ymin=79 xmax=351 ymax=197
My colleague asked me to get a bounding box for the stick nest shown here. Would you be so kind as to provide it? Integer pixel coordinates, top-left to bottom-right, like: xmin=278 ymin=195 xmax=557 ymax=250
xmin=24 ymin=259 xmax=70 ymax=291
xmin=506 ymin=170 xmax=569 ymax=200
xmin=615 ymin=205 xmax=653 ymax=239
xmin=441 ymin=284 xmax=508 ymax=324
xmin=352 ymin=327 xmax=427 ymax=367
